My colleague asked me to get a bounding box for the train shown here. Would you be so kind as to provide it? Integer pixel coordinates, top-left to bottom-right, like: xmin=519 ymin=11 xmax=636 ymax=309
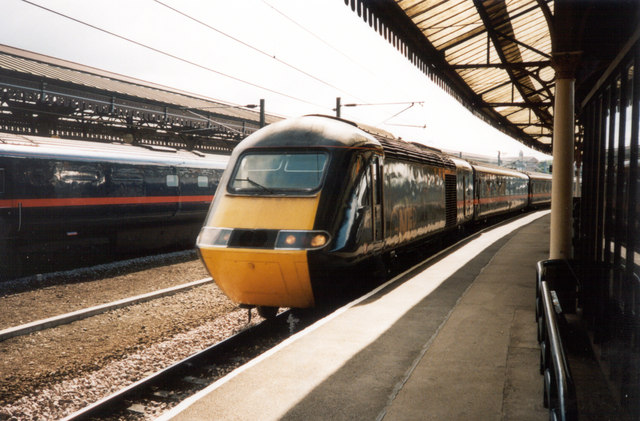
xmin=0 ymin=132 xmax=228 ymax=279
xmin=196 ymin=115 xmax=552 ymax=316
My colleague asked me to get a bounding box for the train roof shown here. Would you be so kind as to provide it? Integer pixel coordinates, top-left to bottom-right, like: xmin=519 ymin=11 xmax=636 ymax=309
xmin=0 ymin=132 xmax=228 ymax=168
xmin=234 ymin=115 xmax=385 ymax=151
xmin=524 ymin=171 xmax=553 ymax=180
xmin=348 ymin=119 xmax=455 ymax=169
xmin=470 ymin=161 xmax=529 ymax=179
xmin=240 ymin=115 xmax=456 ymax=169
xmin=448 ymin=155 xmax=474 ymax=171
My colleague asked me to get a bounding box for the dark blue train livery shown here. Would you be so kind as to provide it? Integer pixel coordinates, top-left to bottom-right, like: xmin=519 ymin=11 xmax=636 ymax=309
xmin=196 ymin=115 xmax=551 ymax=315
xmin=0 ymin=133 xmax=228 ymax=279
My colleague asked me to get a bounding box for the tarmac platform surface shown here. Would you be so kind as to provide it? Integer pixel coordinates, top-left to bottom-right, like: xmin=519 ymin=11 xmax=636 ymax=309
xmin=160 ymin=211 xmax=551 ymax=420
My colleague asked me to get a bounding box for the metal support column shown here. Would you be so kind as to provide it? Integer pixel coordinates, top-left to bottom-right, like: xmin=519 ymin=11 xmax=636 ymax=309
xmin=550 ymin=53 xmax=580 ymax=259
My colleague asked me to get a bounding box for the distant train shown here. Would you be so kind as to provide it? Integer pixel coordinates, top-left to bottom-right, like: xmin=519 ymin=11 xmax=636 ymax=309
xmin=0 ymin=133 xmax=228 ymax=279
xmin=196 ymin=115 xmax=551 ymax=316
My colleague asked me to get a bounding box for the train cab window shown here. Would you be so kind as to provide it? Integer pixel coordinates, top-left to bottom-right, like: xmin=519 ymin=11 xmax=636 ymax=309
xmin=229 ymin=152 xmax=328 ymax=194
xmin=166 ymin=174 xmax=179 ymax=187
xmin=198 ymin=176 xmax=208 ymax=188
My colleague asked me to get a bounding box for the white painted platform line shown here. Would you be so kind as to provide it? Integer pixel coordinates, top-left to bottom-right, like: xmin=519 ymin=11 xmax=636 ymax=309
xmin=157 ymin=210 xmax=550 ymax=421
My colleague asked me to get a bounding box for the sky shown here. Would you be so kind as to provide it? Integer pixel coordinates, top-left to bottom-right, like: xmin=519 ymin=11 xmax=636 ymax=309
xmin=1 ymin=0 xmax=551 ymax=161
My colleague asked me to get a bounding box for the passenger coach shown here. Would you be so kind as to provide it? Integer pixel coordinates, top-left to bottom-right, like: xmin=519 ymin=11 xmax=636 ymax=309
xmin=0 ymin=133 xmax=227 ymax=279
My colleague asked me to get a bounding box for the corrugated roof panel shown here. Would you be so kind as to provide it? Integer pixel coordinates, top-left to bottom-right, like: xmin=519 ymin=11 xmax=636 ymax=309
xmin=482 ymin=82 xmax=518 ymax=104
xmin=510 ymin=16 xmax=551 ymax=55
xmin=506 ymin=108 xmax=532 ymax=123
xmin=460 ymin=68 xmax=508 ymax=92
xmin=412 ymin=1 xmax=472 ymax=29
xmin=398 ymin=0 xmax=451 ymax=19
xmin=445 ymin=34 xmax=493 ymax=63
xmin=421 ymin=9 xmax=481 ymax=49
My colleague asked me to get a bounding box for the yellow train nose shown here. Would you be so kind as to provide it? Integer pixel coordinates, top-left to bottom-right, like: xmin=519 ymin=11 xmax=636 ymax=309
xmin=198 ymin=247 xmax=315 ymax=308
xmin=197 ymin=194 xmax=324 ymax=308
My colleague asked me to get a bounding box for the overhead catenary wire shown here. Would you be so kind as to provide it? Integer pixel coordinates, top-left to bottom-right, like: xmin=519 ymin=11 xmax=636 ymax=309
xmin=18 ymin=0 xmax=433 ymax=131
xmin=153 ymin=0 xmax=364 ymax=103
xmin=260 ymin=0 xmax=432 ymax=127
xmin=20 ymin=0 xmax=327 ymax=110
xmin=261 ymin=0 xmax=377 ymax=78
xmin=378 ymin=102 xmax=420 ymax=125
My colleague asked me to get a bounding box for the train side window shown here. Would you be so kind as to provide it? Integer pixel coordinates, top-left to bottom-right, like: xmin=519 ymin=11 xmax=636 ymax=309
xmin=166 ymin=174 xmax=179 ymax=187
xmin=111 ymin=166 xmax=144 ymax=196
xmin=58 ymin=163 xmax=101 ymax=184
xmin=0 ymin=168 xmax=4 ymax=194
xmin=112 ymin=167 xmax=144 ymax=183
xmin=198 ymin=176 xmax=208 ymax=188
xmin=357 ymin=167 xmax=371 ymax=207
xmin=371 ymin=157 xmax=382 ymax=205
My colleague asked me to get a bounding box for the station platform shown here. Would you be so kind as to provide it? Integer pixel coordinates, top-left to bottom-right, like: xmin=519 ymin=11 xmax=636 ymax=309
xmin=160 ymin=211 xmax=551 ymax=420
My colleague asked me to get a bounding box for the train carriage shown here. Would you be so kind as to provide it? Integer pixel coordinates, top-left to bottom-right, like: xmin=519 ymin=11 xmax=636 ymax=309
xmin=472 ymin=163 xmax=530 ymax=219
xmin=526 ymin=171 xmax=553 ymax=207
xmin=0 ymin=133 xmax=227 ymax=279
xmin=449 ymin=156 xmax=474 ymax=225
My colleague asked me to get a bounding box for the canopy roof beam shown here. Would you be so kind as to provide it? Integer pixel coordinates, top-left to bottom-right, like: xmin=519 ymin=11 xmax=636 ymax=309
xmin=474 ymin=0 xmax=554 ymax=128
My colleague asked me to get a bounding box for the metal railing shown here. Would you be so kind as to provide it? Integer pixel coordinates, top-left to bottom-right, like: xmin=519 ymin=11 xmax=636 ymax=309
xmin=536 ymin=259 xmax=578 ymax=421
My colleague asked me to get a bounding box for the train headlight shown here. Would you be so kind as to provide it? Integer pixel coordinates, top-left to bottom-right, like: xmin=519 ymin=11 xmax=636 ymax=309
xmin=197 ymin=227 xmax=232 ymax=247
xmin=284 ymin=234 xmax=298 ymax=246
xmin=310 ymin=234 xmax=327 ymax=248
xmin=275 ymin=230 xmax=330 ymax=250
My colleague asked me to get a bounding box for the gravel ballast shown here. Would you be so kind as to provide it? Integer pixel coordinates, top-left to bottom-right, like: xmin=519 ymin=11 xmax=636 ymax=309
xmin=0 ymin=256 xmax=254 ymax=420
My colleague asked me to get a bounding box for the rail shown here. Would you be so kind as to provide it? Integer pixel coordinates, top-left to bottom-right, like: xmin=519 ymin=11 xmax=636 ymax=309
xmin=536 ymin=259 xmax=578 ymax=421
xmin=0 ymin=278 xmax=213 ymax=341
xmin=61 ymin=309 xmax=295 ymax=420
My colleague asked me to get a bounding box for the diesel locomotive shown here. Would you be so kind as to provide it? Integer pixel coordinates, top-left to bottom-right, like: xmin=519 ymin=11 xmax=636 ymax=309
xmin=0 ymin=132 xmax=228 ymax=279
xmin=196 ymin=115 xmax=551 ymax=314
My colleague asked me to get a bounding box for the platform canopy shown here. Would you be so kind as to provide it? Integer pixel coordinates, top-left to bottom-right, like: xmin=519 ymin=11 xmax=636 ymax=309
xmin=344 ymin=0 xmax=639 ymax=155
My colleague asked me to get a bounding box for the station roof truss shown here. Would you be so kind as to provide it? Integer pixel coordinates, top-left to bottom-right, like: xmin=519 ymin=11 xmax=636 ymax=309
xmin=0 ymin=45 xmax=280 ymax=153
xmin=345 ymin=0 xmax=640 ymax=156
xmin=345 ymin=0 xmax=556 ymax=153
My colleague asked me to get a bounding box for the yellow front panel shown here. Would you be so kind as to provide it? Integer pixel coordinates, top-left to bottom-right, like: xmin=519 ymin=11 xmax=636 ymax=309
xmin=199 ymin=248 xmax=315 ymax=308
xmin=200 ymin=194 xmax=321 ymax=308
xmin=209 ymin=196 xmax=319 ymax=229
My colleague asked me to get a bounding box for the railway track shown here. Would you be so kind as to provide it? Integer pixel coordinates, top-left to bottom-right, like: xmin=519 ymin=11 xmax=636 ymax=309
xmin=0 ymin=212 xmax=540 ymax=420
xmin=61 ymin=309 xmax=318 ymax=420
xmin=74 ymin=221 xmax=494 ymax=421
xmin=0 ymin=250 xmax=198 ymax=296
xmin=0 ymin=277 xmax=213 ymax=342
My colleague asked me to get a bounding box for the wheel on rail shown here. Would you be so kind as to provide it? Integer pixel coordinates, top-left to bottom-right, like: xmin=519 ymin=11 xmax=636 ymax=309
xmin=257 ymin=306 xmax=279 ymax=320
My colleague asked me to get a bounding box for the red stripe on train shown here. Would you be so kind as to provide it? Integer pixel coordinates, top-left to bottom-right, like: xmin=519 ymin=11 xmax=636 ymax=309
xmin=0 ymin=195 xmax=214 ymax=209
xmin=473 ymin=194 xmax=529 ymax=205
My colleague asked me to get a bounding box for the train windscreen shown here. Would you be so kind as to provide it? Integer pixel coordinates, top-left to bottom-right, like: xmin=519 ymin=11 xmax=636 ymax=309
xmin=228 ymin=152 xmax=328 ymax=194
